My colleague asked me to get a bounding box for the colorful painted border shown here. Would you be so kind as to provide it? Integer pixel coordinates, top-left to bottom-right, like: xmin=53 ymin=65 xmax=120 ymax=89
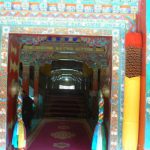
xmin=0 ymin=0 xmax=139 ymax=14
xmin=0 ymin=14 xmax=135 ymax=149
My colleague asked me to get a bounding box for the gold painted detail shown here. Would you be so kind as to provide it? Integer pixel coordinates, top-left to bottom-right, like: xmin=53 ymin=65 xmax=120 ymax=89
xmin=11 ymin=44 xmax=17 ymax=55
xmin=23 ymin=45 xmax=104 ymax=52
xmin=10 ymin=60 xmax=18 ymax=73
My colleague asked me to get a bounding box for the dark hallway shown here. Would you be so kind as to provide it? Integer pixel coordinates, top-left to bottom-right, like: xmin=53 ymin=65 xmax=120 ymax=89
xmin=40 ymin=60 xmax=92 ymax=119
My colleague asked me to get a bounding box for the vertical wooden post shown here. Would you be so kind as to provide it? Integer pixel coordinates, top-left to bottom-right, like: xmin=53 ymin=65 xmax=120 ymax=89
xmin=92 ymin=69 xmax=98 ymax=117
xmin=93 ymin=69 xmax=98 ymax=92
xmin=22 ymin=63 xmax=29 ymax=95
xmin=34 ymin=65 xmax=39 ymax=103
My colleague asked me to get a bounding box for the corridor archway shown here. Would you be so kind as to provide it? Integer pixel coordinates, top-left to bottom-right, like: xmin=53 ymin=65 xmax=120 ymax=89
xmin=7 ymin=33 xmax=113 ymax=149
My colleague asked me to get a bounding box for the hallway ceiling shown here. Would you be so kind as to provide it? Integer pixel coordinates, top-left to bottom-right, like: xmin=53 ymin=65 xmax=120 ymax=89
xmin=13 ymin=34 xmax=112 ymax=68
xmin=40 ymin=62 xmax=93 ymax=77
xmin=18 ymin=35 xmax=111 ymax=48
xmin=51 ymin=60 xmax=83 ymax=71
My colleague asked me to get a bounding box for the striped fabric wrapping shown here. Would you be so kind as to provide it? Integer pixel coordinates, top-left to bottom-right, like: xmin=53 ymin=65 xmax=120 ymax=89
xmin=12 ymin=92 xmax=26 ymax=149
xmin=98 ymin=92 xmax=104 ymax=124
xmin=17 ymin=94 xmax=23 ymax=121
xmin=92 ymin=91 xmax=106 ymax=150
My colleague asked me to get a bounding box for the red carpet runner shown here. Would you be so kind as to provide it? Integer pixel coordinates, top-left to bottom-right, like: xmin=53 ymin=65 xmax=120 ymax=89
xmin=28 ymin=119 xmax=92 ymax=150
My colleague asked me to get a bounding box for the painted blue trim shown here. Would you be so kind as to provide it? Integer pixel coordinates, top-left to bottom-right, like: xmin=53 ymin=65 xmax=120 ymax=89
xmin=145 ymin=54 xmax=150 ymax=149
xmin=147 ymin=0 xmax=150 ymax=32
xmin=145 ymin=0 xmax=150 ymax=149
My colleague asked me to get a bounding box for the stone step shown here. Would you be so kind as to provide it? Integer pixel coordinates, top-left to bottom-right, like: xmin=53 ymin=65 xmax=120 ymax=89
xmin=44 ymin=112 xmax=86 ymax=118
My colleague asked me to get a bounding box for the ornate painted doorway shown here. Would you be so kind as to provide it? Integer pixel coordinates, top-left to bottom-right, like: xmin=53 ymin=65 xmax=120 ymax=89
xmin=0 ymin=2 xmax=137 ymax=149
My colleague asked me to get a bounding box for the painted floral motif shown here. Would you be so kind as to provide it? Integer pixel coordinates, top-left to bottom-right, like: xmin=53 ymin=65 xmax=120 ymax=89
xmin=53 ymin=142 xmax=70 ymax=149
xmin=51 ymin=131 xmax=75 ymax=140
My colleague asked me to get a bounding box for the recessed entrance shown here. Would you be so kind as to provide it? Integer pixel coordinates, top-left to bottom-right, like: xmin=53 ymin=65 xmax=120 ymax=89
xmin=7 ymin=34 xmax=112 ymax=149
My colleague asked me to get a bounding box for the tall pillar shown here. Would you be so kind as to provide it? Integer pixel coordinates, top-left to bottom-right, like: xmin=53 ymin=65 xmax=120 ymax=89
xmin=92 ymin=68 xmax=98 ymax=117
xmin=22 ymin=64 xmax=29 ymax=95
xmin=92 ymin=69 xmax=98 ymax=92
xmin=34 ymin=65 xmax=39 ymax=103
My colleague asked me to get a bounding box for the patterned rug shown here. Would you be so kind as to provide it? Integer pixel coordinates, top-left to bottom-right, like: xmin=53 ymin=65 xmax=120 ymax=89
xmin=28 ymin=119 xmax=92 ymax=150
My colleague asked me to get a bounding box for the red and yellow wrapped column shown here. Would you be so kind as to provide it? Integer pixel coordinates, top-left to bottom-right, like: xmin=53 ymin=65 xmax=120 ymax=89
xmin=122 ymin=32 xmax=142 ymax=150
